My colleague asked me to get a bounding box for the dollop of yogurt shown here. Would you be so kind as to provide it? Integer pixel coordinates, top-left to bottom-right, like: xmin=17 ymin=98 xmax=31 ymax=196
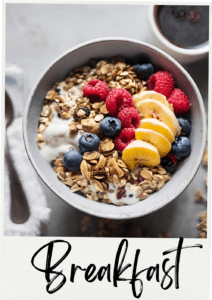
xmin=41 ymin=109 xmax=84 ymax=162
xmin=107 ymin=183 xmax=141 ymax=205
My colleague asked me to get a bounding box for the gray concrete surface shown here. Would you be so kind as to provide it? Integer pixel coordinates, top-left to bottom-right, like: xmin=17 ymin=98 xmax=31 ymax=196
xmin=6 ymin=3 xmax=208 ymax=237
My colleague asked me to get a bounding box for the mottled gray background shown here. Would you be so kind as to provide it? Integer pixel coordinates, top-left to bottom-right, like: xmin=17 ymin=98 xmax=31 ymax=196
xmin=6 ymin=3 xmax=208 ymax=237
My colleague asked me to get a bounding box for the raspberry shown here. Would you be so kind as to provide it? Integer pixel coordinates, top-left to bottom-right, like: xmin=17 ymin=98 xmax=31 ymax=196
xmin=105 ymin=88 xmax=134 ymax=116
xmin=147 ymin=71 xmax=175 ymax=98
xmin=83 ymin=79 xmax=110 ymax=103
xmin=114 ymin=128 xmax=135 ymax=151
xmin=117 ymin=107 xmax=140 ymax=129
xmin=168 ymin=88 xmax=191 ymax=114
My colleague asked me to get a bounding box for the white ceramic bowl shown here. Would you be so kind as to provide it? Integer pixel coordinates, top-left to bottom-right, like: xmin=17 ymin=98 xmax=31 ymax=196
xmin=23 ymin=38 xmax=206 ymax=219
xmin=148 ymin=5 xmax=209 ymax=65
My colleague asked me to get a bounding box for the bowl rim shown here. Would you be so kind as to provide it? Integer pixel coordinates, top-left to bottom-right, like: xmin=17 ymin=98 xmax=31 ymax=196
xmin=149 ymin=5 xmax=209 ymax=56
xmin=23 ymin=37 xmax=207 ymax=219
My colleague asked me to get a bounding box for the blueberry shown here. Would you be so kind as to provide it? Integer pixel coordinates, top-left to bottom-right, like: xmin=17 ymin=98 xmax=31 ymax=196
xmin=78 ymin=133 xmax=100 ymax=154
xmin=161 ymin=156 xmax=178 ymax=173
xmin=177 ymin=117 xmax=191 ymax=135
xmin=172 ymin=137 xmax=191 ymax=157
xmin=134 ymin=63 xmax=154 ymax=79
xmin=81 ymin=107 xmax=90 ymax=117
xmin=100 ymin=117 xmax=122 ymax=137
xmin=63 ymin=150 xmax=82 ymax=171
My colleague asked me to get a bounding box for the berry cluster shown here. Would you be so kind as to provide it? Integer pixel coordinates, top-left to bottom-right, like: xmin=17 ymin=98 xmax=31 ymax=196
xmin=133 ymin=66 xmax=192 ymax=173
xmin=147 ymin=70 xmax=191 ymax=115
xmin=84 ymin=79 xmax=139 ymax=151
xmin=63 ymin=133 xmax=100 ymax=171
xmin=65 ymin=63 xmax=192 ymax=173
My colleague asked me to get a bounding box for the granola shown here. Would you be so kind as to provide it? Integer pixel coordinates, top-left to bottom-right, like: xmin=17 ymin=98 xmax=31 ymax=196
xmin=37 ymin=57 xmax=175 ymax=206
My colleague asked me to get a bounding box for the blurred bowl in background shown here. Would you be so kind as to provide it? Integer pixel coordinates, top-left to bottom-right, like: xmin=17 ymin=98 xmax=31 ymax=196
xmin=148 ymin=5 xmax=209 ymax=65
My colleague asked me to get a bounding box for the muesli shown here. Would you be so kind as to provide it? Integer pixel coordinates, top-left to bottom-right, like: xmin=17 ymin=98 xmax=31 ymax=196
xmin=37 ymin=57 xmax=192 ymax=206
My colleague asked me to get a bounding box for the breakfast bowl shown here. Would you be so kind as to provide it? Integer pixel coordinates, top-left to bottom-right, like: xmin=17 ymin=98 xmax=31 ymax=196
xmin=23 ymin=38 xmax=206 ymax=220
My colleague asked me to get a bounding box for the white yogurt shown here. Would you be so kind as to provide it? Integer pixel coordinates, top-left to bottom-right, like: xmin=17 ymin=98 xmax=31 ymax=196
xmin=107 ymin=183 xmax=141 ymax=205
xmin=40 ymin=79 xmax=143 ymax=206
xmin=41 ymin=109 xmax=84 ymax=162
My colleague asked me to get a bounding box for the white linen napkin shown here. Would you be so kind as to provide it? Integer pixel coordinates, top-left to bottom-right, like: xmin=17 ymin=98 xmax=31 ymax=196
xmin=4 ymin=64 xmax=51 ymax=236
xmin=4 ymin=117 xmax=51 ymax=236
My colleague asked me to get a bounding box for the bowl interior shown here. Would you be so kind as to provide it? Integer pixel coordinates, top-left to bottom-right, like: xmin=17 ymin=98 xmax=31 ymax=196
xmin=23 ymin=39 xmax=206 ymax=219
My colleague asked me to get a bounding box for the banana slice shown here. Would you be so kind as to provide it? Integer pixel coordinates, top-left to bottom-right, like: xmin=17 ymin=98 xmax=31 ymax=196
xmin=122 ymin=140 xmax=160 ymax=170
xmin=133 ymin=90 xmax=169 ymax=107
xmin=135 ymin=128 xmax=171 ymax=158
xmin=136 ymin=99 xmax=181 ymax=137
xmin=138 ymin=118 xmax=175 ymax=144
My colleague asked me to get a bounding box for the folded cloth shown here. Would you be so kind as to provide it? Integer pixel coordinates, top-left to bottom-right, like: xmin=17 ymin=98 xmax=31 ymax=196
xmin=4 ymin=117 xmax=51 ymax=236
xmin=5 ymin=63 xmax=28 ymax=118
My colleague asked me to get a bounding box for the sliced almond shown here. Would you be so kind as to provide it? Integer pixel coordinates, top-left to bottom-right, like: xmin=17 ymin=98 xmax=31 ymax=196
xmin=41 ymin=105 xmax=51 ymax=117
xmin=57 ymin=171 xmax=65 ymax=180
xmin=140 ymin=169 xmax=153 ymax=180
xmin=92 ymin=102 xmax=104 ymax=109
xmin=95 ymin=114 xmax=104 ymax=122
xmin=71 ymin=184 xmax=81 ymax=192
xmin=113 ymin=164 xmax=125 ymax=178
xmin=157 ymin=181 xmax=165 ymax=190
xmin=154 ymin=174 xmax=164 ymax=182
xmin=37 ymin=134 xmax=44 ymax=143
xmin=90 ymin=124 xmax=100 ymax=135
xmin=65 ymin=178 xmax=74 ymax=186
xmin=102 ymin=141 xmax=114 ymax=152
xmin=101 ymin=182 xmax=109 ymax=191
xmin=100 ymin=104 xmax=109 ymax=114
xmin=83 ymin=151 xmax=99 ymax=161
xmin=38 ymin=123 xmax=46 ymax=133
xmin=96 ymin=154 xmax=106 ymax=170
xmin=45 ymin=90 xmax=55 ymax=100
xmin=120 ymin=71 xmax=129 ymax=76
xmin=117 ymin=159 xmax=128 ymax=169
xmin=92 ymin=179 xmax=104 ymax=192
xmin=90 ymin=160 xmax=98 ymax=164
xmin=69 ymin=125 xmax=78 ymax=135
xmin=94 ymin=175 xmax=105 ymax=180
xmin=100 ymin=64 xmax=110 ymax=74
xmin=113 ymin=151 xmax=119 ymax=161
xmin=80 ymin=160 xmax=88 ymax=177
xmin=61 ymin=112 xmax=71 ymax=119
xmin=112 ymin=175 xmax=119 ymax=184
xmin=157 ymin=167 xmax=167 ymax=175
xmin=37 ymin=142 xmax=46 ymax=149
xmin=39 ymin=117 xmax=48 ymax=123
xmin=139 ymin=180 xmax=151 ymax=190
xmin=54 ymin=158 xmax=63 ymax=166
